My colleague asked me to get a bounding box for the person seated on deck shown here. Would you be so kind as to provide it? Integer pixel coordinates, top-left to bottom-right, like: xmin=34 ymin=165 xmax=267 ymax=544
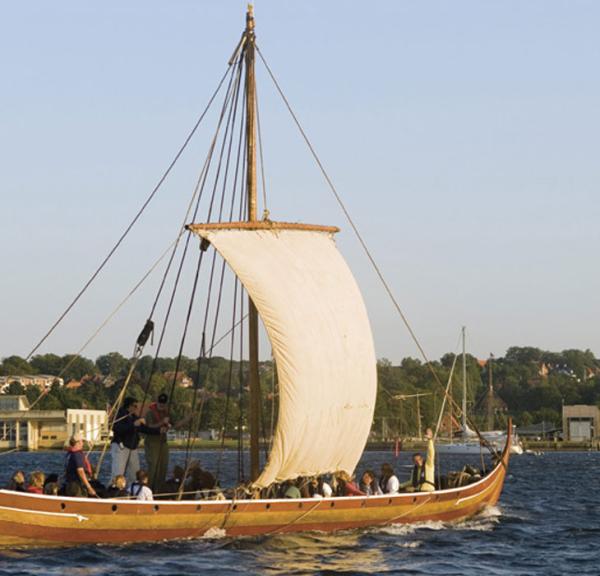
xmin=129 ymin=470 xmax=153 ymax=501
xmin=398 ymin=453 xmax=424 ymax=492
xmin=162 ymin=465 xmax=186 ymax=495
xmin=26 ymin=471 xmax=45 ymax=494
xmin=63 ymin=433 xmax=97 ymax=498
xmin=296 ymin=477 xmax=310 ymax=498
xmin=335 ymin=471 xmax=366 ymax=497
xmin=360 ymin=470 xmax=383 ymax=496
xmin=401 ymin=428 xmax=436 ymax=493
xmin=105 ymin=475 xmax=129 ymax=498
xmin=184 ymin=462 xmax=218 ymax=499
xmin=7 ymin=470 xmax=26 ymax=492
xmin=44 ymin=482 xmax=59 ymax=496
xmin=282 ymin=479 xmax=302 ymax=499
xmin=379 ymin=463 xmax=400 ymax=495
xmin=308 ymin=476 xmax=333 ymax=499
xmin=262 ymin=483 xmax=281 ymax=500
xmin=43 ymin=472 xmax=59 ymax=490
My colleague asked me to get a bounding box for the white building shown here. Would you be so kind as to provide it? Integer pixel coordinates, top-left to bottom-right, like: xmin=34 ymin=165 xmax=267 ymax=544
xmin=0 ymin=375 xmax=64 ymax=393
xmin=0 ymin=396 xmax=107 ymax=450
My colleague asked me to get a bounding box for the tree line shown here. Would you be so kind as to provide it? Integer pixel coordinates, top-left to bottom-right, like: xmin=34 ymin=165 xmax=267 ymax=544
xmin=1 ymin=346 xmax=599 ymax=437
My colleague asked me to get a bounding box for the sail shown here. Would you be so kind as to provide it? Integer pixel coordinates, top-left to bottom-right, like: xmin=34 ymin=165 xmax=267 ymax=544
xmin=189 ymin=222 xmax=377 ymax=487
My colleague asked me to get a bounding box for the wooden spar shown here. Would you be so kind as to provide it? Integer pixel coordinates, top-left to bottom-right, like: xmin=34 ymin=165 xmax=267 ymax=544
xmin=187 ymin=221 xmax=339 ymax=233
xmin=244 ymin=4 xmax=261 ymax=482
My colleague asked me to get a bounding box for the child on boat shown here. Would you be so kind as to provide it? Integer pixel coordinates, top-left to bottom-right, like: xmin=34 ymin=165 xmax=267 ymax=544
xmin=129 ymin=470 xmax=153 ymax=501
xmin=106 ymin=475 xmax=129 ymax=498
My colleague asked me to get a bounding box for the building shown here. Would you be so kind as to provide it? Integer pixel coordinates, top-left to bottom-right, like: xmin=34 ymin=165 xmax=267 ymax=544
xmin=0 ymin=395 xmax=107 ymax=450
xmin=516 ymin=421 xmax=560 ymax=440
xmin=562 ymin=404 xmax=600 ymax=441
xmin=0 ymin=374 xmax=64 ymax=392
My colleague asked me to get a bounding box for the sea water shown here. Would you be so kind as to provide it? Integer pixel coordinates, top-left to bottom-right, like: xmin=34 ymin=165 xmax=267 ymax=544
xmin=0 ymin=450 xmax=598 ymax=575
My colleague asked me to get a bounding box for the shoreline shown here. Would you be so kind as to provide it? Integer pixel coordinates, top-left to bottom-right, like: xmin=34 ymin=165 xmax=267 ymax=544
xmin=2 ymin=439 xmax=599 ymax=453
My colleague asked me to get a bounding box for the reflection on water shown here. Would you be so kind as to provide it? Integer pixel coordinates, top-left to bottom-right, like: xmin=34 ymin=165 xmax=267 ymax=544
xmin=235 ymin=532 xmax=387 ymax=575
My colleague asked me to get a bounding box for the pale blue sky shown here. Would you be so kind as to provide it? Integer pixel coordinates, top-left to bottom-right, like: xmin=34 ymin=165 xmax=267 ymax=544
xmin=1 ymin=1 xmax=599 ymax=363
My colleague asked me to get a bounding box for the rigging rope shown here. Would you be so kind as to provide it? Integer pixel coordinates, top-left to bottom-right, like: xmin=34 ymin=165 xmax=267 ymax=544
xmin=434 ymin=352 xmax=459 ymax=439
xmin=178 ymin=62 xmax=249 ymax=492
xmin=138 ymin=57 xmax=241 ymax=402
xmin=156 ymin=54 xmax=246 ymax=492
xmin=255 ymin=45 xmax=497 ymax=457
xmin=255 ymin=80 xmax=268 ymax=216
xmin=26 ymin=65 xmax=234 ymax=361
xmin=92 ymin=57 xmax=244 ymax=484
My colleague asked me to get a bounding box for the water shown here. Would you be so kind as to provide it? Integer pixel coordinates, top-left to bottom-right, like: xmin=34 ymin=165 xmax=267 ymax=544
xmin=0 ymin=450 xmax=598 ymax=575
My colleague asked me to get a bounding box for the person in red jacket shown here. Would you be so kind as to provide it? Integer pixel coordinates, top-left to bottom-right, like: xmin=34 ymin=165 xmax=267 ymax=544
xmin=335 ymin=471 xmax=366 ymax=497
xmin=26 ymin=470 xmax=45 ymax=494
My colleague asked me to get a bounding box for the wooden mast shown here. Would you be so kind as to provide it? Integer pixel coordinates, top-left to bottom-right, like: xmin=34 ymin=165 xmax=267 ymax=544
xmin=244 ymin=4 xmax=261 ymax=481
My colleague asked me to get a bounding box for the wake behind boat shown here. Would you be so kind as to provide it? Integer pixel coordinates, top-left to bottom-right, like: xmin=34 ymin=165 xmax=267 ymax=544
xmin=0 ymin=6 xmax=511 ymax=547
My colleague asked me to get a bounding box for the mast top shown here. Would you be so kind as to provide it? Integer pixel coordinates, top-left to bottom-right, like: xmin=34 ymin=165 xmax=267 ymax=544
xmin=246 ymin=4 xmax=255 ymax=32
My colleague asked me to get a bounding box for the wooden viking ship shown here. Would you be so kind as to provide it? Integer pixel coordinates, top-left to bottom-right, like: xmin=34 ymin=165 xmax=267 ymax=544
xmin=0 ymin=6 xmax=511 ymax=547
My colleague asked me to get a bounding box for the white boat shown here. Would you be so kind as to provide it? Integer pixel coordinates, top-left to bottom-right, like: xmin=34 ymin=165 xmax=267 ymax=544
xmin=437 ymin=429 xmax=524 ymax=455
xmin=437 ymin=328 xmax=523 ymax=456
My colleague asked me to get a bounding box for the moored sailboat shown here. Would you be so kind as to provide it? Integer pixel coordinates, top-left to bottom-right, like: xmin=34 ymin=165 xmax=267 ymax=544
xmin=0 ymin=6 xmax=511 ymax=547
xmin=437 ymin=328 xmax=523 ymax=455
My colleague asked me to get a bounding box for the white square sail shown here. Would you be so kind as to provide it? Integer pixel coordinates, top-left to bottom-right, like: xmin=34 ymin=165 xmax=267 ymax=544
xmin=190 ymin=223 xmax=377 ymax=487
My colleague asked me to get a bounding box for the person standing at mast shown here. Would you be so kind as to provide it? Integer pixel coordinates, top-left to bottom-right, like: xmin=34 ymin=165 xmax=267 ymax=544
xmin=111 ymin=397 xmax=163 ymax=485
xmin=420 ymin=428 xmax=436 ymax=492
xmin=143 ymin=392 xmax=171 ymax=493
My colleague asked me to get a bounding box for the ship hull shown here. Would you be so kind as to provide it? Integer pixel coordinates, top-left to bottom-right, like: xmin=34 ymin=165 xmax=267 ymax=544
xmin=0 ymin=429 xmax=510 ymax=547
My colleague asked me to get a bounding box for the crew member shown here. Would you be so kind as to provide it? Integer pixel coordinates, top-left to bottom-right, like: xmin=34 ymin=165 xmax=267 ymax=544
xmin=143 ymin=392 xmax=171 ymax=492
xmin=64 ymin=434 xmax=97 ymax=497
xmin=111 ymin=397 xmax=163 ymax=485
xmin=402 ymin=428 xmax=436 ymax=492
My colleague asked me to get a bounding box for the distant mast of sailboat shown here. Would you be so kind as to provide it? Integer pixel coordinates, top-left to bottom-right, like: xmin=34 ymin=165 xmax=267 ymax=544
xmin=461 ymin=326 xmax=467 ymax=433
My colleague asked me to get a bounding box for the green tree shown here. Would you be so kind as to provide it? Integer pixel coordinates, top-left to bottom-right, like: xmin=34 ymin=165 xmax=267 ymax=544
xmin=96 ymin=352 xmax=129 ymax=378
xmin=30 ymin=354 xmax=64 ymax=375
xmin=60 ymin=355 xmax=96 ymax=382
xmin=0 ymin=356 xmax=35 ymax=376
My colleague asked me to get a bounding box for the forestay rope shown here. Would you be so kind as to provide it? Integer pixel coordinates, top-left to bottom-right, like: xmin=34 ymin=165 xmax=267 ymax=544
xmin=255 ymin=46 xmax=498 ymax=456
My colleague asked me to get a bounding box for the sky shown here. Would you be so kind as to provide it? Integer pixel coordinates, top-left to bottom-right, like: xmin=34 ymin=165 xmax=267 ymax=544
xmin=1 ymin=1 xmax=599 ymax=364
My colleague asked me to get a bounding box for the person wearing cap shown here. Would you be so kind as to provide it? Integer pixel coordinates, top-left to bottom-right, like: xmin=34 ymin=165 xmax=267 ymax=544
xmin=143 ymin=392 xmax=172 ymax=492
xmin=64 ymin=434 xmax=97 ymax=497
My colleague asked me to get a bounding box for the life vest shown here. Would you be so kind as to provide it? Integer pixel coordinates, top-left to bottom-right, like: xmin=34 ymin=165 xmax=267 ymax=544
xmin=412 ymin=463 xmax=435 ymax=489
xmin=148 ymin=402 xmax=168 ymax=426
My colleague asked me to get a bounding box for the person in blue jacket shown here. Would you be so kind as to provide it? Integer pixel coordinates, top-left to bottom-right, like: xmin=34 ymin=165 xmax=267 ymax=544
xmin=110 ymin=397 xmax=164 ymax=485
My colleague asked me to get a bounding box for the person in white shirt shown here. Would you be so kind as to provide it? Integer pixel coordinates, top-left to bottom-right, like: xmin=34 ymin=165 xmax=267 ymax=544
xmin=129 ymin=469 xmax=153 ymax=501
xmin=379 ymin=463 xmax=400 ymax=494
xmin=309 ymin=476 xmax=333 ymax=498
